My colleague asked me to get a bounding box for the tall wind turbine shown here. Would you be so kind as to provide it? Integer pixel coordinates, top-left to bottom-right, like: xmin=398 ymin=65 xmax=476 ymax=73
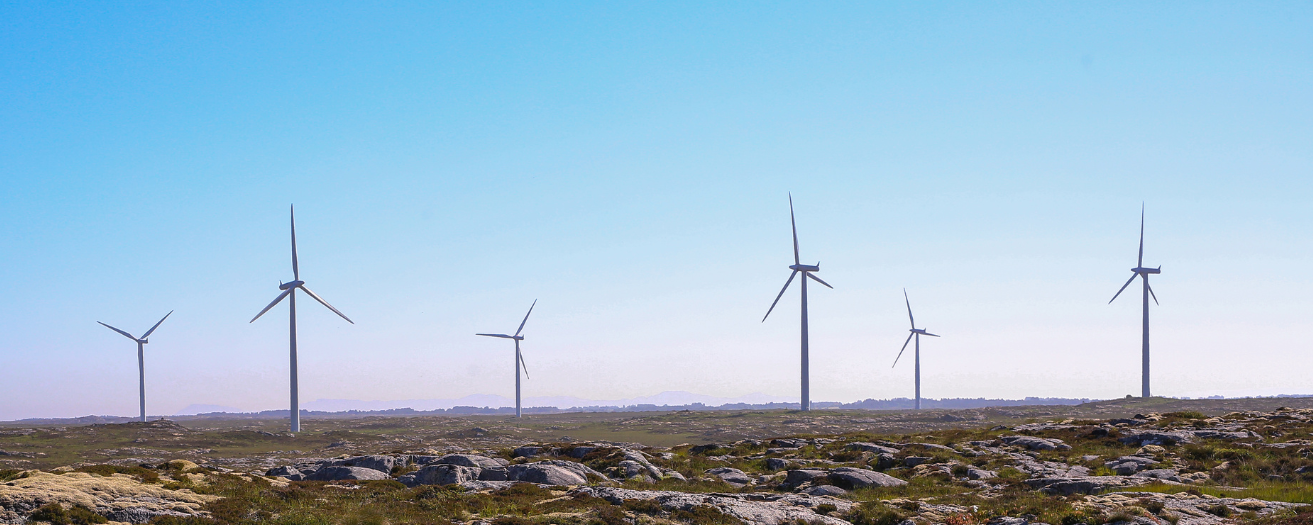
xmin=250 ymin=205 xmax=354 ymax=432
xmin=98 ymin=311 xmax=173 ymax=422
xmin=892 ymin=290 xmax=938 ymax=410
xmin=762 ymin=194 xmax=833 ymax=411
xmin=1109 ymin=205 xmax=1161 ymax=398
xmin=476 ymin=300 xmax=536 ymax=418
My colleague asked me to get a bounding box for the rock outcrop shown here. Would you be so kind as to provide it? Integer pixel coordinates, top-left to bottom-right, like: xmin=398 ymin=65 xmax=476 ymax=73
xmin=572 ymin=486 xmax=853 ymax=525
xmin=0 ymin=471 xmax=217 ymax=524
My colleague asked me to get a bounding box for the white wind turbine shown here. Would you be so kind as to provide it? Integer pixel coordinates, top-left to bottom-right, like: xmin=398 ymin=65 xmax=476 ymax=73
xmin=98 ymin=311 xmax=173 ymax=422
xmin=475 ymin=301 xmax=535 ymax=417
xmin=250 ymin=205 xmax=354 ymax=432
xmin=892 ymin=289 xmax=938 ymax=410
xmin=1109 ymin=204 xmax=1161 ymax=398
xmin=762 ymin=194 xmax=833 ymax=411
xmin=476 ymin=300 xmax=536 ymax=418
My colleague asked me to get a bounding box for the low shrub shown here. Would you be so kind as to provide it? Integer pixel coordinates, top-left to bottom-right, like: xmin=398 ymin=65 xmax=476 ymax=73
xmin=594 ymin=505 xmax=628 ymax=525
xmin=28 ymin=503 xmax=108 ymax=525
xmin=1205 ymin=504 xmax=1232 ymax=518
xmin=669 ymin=504 xmax=743 ymax=524
xmin=846 ymin=502 xmax=907 ymax=525
xmin=622 ymin=499 xmax=663 ymax=515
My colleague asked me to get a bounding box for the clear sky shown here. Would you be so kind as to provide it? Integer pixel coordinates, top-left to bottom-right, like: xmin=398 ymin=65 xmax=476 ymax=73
xmin=2 ymin=2 xmax=1311 ymax=420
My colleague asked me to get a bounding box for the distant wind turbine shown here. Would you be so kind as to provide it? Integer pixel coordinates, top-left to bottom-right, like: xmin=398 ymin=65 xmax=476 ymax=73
xmin=98 ymin=311 xmax=173 ymax=422
xmin=1109 ymin=204 xmax=1161 ymax=398
xmin=250 ymin=205 xmax=354 ymax=432
xmin=476 ymin=300 xmax=536 ymax=418
xmin=762 ymin=194 xmax=833 ymax=412
xmin=892 ymin=290 xmax=938 ymax=410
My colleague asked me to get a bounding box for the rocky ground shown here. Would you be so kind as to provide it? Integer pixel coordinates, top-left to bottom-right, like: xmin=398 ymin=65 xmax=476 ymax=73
xmin=3 ymin=400 xmax=1313 ymax=524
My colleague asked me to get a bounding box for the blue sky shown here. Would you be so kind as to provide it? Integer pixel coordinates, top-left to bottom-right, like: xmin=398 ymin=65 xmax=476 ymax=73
xmin=2 ymin=2 xmax=1311 ymax=420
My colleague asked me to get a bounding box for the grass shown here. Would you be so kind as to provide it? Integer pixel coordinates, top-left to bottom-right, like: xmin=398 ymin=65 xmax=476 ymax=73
xmin=1125 ymin=481 xmax=1313 ymax=504
xmin=6 ymin=399 xmax=1313 ymax=525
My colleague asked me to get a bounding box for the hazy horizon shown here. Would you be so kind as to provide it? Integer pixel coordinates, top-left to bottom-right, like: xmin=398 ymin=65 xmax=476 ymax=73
xmin=3 ymin=3 xmax=1312 ymax=421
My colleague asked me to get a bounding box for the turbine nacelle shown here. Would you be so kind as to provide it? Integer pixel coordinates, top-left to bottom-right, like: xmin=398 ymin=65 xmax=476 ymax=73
xmin=280 ymin=280 xmax=305 ymax=290
xmin=1132 ymin=267 xmax=1161 ymax=275
xmin=789 ymin=264 xmax=820 ymax=272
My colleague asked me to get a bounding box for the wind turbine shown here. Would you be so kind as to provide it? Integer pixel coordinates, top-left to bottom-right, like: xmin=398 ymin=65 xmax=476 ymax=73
xmin=250 ymin=205 xmax=354 ymax=432
xmin=892 ymin=290 xmax=938 ymax=410
xmin=476 ymin=300 xmax=536 ymax=418
xmin=762 ymin=194 xmax=833 ymax=411
xmin=98 ymin=311 xmax=173 ymax=422
xmin=1109 ymin=205 xmax=1161 ymax=398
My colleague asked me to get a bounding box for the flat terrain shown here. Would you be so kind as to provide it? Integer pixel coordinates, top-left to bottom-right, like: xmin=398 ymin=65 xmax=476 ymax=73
xmin=5 ymin=397 xmax=1313 ymax=472
xmin=4 ymin=397 xmax=1313 ymax=525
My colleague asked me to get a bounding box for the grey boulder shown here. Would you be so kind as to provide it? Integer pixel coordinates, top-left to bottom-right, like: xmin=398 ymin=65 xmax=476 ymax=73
xmin=872 ymin=453 xmax=899 ymax=470
xmin=1105 ymin=456 xmax=1159 ymax=475
xmin=903 ymin=456 xmax=931 ymax=467
xmin=784 ymin=469 xmax=828 ymax=488
xmin=619 ymin=460 xmax=655 ymax=481
xmin=327 ymin=455 xmax=395 ymax=474
xmin=827 ymin=467 xmax=907 ymax=489
xmin=847 ymin=442 xmax=899 ymax=455
xmin=967 ymin=468 xmax=997 ymax=480
xmin=433 ymin=454 xmax=507 ymax=469
xmin=705 ymin=467 xmax=752 ymax=486
xmin=265 ymin=466 xmax=302 ymax=480
xmin=1134 ymin=469 xmax=1182 ymax=482
xmin=400 ymin=464 xmax=481 ymax=486
xmin=304 ymin=466 xmax=390 ymax=481
xmin=1001 ymin=435 xmax=1071 ymax=451
xmin=508 ymin=460 xmax=601 ymax=485
xmin=802 ymin=485 xmax=848 ymax=496
xmin=1118 ymin=431 xmax=1194 ymax=447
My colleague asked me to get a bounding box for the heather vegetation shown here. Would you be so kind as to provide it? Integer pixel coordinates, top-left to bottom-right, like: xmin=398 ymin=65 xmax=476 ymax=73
xmin=2 ymin=398 xmax=1312 ymax=524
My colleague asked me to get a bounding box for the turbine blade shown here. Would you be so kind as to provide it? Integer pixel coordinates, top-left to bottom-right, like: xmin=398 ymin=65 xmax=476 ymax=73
xmin=140 ymin=310 xmax=173 ymax=339
xmin=904 ymin=288 xmax=915 ymax=329
xmin=299 ymin=285 xmax=353 ymax=324
xmin=789 ymin=194 xmax=800 ymax=265
xmin=98 ymin=322 xmax=138 ymax=341
xmin=762 ymin=271 xmax=798 ymax=322
xmin=1138 ymin=204 xmax=1145 ymax=268
xmin=476 ymin=333 xmax=515 ymax=339
xmin=806 ymin=272 xmax=833 ymax=289
xmin=1147 ymin=279 xmax=1159 ymax=306
xmin=892 ymin=332 xmax=914 ymax=367
xmin=515 ymin=299 xmax=537 ymax=337
xmin=924 ymin=332 xmax=941 ymax=337
xmin=1109 ymin=273 xmax=1137 ymax=304
xmin=250 ymin=289 xmax=293 ymax=323
xmin=291 ymin=205 xmax=300 ymax=281
xmin=518 ymin=348 xmax=529 ymax=379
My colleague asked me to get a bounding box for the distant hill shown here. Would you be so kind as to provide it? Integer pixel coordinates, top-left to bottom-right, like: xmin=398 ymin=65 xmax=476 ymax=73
xmin=13 ymin=393 xmax=1309 ymax=425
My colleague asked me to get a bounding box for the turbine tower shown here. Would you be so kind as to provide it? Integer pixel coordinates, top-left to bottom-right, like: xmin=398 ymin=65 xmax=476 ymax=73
xmin=762 ymin=194 xmax=832 ymax=411
xmin=892 ymin=290 xmax=938 ymax=410
xmin=1109 ymin=205 xmax=1161 ymax=398
xmin=476 ymin=300 xmax=536 ymax=418
xmin=250 ymin=205 xmax=354 ymax=432
xmin=98 ymin=311 xmax=173 ymax=422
